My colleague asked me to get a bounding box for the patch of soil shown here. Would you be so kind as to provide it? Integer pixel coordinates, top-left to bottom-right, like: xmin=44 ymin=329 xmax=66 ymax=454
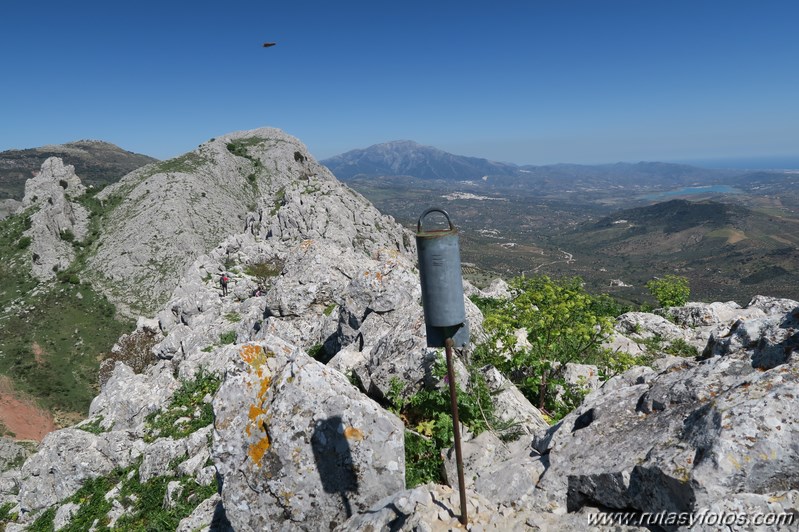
xmin=31 ymin=341 xmax=45 ymax=366
xmin=0 ymin=377 xmax=56 ymax=441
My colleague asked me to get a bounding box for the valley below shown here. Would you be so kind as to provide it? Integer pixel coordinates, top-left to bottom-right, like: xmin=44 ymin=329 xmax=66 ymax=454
xmin=343 ymin=169 xmax=799 ymax=306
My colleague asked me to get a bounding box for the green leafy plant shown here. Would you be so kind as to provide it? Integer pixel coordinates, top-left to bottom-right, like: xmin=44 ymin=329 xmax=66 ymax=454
xmin=27 ymin=455 xmax=218 ymax=531
xmin=646 ymin=275 xmax=690 ymax=308
xmin=15 ymin=235 xmax=31 ymax=249
xmin=477 ymin=275 xmax=616 ymax=414
xmin=244 ymin=259 xmax=284 ymax=287
xmin=29 ymin=507 xmax=56 ymax=531
xmin=219 ymin=331 xmax=237 ymax=345
xmin=77 ymin=415 xmax=107 ymax=435
xmin=665 ymin=338 xmax=699 ymax=358
xmin=144 ymin=369 xmax=221 ymax=442
xmin=397 ymin=354 xmax=512 ymax=487
xmin=224 ymin=311 xmax=241 ymax=323
xmin=307 ymin=343 xmax=326 ymax=362
xmin=59 ymin=228 xmax=75 ymax=242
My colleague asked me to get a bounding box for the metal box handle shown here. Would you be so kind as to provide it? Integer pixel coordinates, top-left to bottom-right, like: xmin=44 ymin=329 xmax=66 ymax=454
xmin=417 ymin=207 xmax=454 ymax=233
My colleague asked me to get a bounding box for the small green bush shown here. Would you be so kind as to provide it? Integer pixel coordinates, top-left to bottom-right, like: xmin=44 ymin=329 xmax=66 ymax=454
xmin=144 ymin=369 xmax=221 ymax=442
xmin=16 ymin=236 xmax=31 ymax=249
xmin=665 ymin=338 xmax=699 ymax=358
xmin=219 ymin=331 xmax=237 ymax=345
xmin=60 ymin=229 xmax=75 ymax=242
xmin=245 ymin=259 xmax=284 ymax=287
xmin=646 ymin=275 xmax=690 ymax=308
xmin=307 ymin=343 xmax=325 ymax=362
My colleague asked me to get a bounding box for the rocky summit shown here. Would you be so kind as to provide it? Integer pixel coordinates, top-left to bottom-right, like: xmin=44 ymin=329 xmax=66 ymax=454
xmin=1 ymin=128 xmax=798 ymax=531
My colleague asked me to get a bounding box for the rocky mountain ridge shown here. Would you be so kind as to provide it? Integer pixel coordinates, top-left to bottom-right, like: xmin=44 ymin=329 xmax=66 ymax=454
xmin=0 ymin=129 xmax=797 ymax=530
xmin=321 ymin=140 xmax=737 ymax=189
xmin=0 ymin=140 xmax=156 ymax=203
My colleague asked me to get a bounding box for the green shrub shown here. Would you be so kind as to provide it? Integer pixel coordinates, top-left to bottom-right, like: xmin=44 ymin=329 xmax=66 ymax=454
xmin=144 ymin=369 xmax=221 ymax=442
xmin=226 ymin=142 xmax=248 ymax=158
xmin=15 ymin=236 xmax=31 ymax=249
xmin=307 ymin=343 xmax=326 ymax=362
xmin=665 ymin=338 xmax=699 ymax=358
xmin=477 ymin=275 xmax=617 ymax=414
xmin=244 ymin=259 xmax=284 ymax=287
xmin=395 ymin=355 xmax=512 ymax=487
xmin=60 ymin=229 xmax=75 ymax=242
xmin=219 ymin=331 xmax=237 ymax=345
xmin=77 ymin=415 xmax=107 ymax=435
xmin=29 ymin=507 xmax=56 ymax=531
xmin=646 ymin=275 xmax=690 ymax=308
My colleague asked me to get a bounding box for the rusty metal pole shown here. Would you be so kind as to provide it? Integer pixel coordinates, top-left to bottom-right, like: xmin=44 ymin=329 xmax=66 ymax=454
xmin=445 ymin=337 xmax=468 ymax=526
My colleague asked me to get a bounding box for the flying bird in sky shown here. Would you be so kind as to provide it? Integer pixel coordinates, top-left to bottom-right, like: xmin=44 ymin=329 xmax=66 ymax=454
xmin=263 ymin=42 xmax=276 ymax=48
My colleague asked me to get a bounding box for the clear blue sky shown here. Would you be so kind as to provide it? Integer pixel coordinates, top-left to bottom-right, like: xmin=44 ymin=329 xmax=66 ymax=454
xmin=1 ymin=1 xmax=798 ymax=166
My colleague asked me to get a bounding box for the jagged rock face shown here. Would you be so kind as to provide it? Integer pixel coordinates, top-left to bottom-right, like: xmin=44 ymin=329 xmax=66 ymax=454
xmin=87 ymin=128 xmax=410 ymax=316
xmin=529 ymin=305 xmax=799 ymax=519
xmin=21 ymin=157 xmax=89 ymax=280
xmin=21 ymin=157 xmax=86 ymax=209
xmin=88 ymin=360 xmax=179 ymax=432
xmin=212 ymin=337 xmax=405 ymax=530
xmin=442 ymin=431 xmax=545 ymax=507
xmin=17 ymin=429 xmax=146 ymax=512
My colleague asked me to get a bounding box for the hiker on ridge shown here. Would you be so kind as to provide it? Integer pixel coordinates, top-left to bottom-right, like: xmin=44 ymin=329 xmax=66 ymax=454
xmin=220 ymin=273 xmax=230 ymax=296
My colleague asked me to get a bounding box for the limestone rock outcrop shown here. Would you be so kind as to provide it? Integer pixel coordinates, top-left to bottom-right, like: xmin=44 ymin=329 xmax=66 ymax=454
xmin=5 ymin=127 xmax=799 ymax=531
xmin=213 ymin=337 xmax=405 ymax=530
xmin=20 ymin=157 xmax=89 ymax=280
xmin=529 ymin=304 xmax=799 ymax=522
xmin=86 ymin=128 xmax=410 ymax=316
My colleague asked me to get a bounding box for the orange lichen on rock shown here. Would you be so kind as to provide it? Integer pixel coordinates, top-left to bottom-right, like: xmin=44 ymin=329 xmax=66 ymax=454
xmin=248 ymin=436 xmax=271 ymax=465
xmin=249 ymin=404 xmax=267 ymax=421
xmin=258 ymin=376 xmax=272 ymax=399
xmin=240 ymin=344 xmax=269 ymax=368
xmin=344 ymin=426 xmax=364 ymax=441
xmin=241 ymin=343 xmax=277 ymax=468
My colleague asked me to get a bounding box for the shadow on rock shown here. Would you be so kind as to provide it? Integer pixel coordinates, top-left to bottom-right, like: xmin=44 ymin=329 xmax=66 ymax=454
xmin=312 ymin=416 xmax=359 ymax=518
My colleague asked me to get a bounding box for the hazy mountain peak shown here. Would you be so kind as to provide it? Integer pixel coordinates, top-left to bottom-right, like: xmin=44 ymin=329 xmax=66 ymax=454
xmin=322 ymin=140 xmax=518 ymax=181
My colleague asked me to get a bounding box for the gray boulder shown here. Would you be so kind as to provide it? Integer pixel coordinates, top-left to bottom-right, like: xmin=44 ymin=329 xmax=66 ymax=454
xmin=704 ymin=305 xmax=799 ymax=369
xmin=480 ymin=365 xmax=549 ymax=435
xmin=88 ymin=360 xmax=179 ymax=432
xmin=442 ymin=431 xmax=545 ymax=507
xmin=17 ymin=429 xmax=145 ymax=512
xmin=661 ymin=301 xmax=763 ymax=328
xmin=0 ymin=439 xmax=34 ymax=473
xmin=746 ymin=295 xmax=799 ymax=316
xmin=615 ymin=312 xmax=687 ymax=342
xmin=212 ymin=336 xmax=405 ymax=530
xmin=529 ymin=308 xmax=799 ymax=519
xmin=0 ymin=199 xmax=21 ymax=220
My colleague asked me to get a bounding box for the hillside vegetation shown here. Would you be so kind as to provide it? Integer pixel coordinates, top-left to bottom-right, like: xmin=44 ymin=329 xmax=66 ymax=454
xmin=0 ymin=140 xmax=156 ymax=200
xmin=0 ymin=198 xmax=132 ymax=420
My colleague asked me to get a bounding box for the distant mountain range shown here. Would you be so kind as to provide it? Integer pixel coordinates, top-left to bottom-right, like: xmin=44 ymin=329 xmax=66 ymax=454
xmin=0 ymin=140 xmax=157 ymax=200
xmin=321 ymin=140 xmax=741 ymax=190
xmin=321 ymin=140 xmax=518 ymax=181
